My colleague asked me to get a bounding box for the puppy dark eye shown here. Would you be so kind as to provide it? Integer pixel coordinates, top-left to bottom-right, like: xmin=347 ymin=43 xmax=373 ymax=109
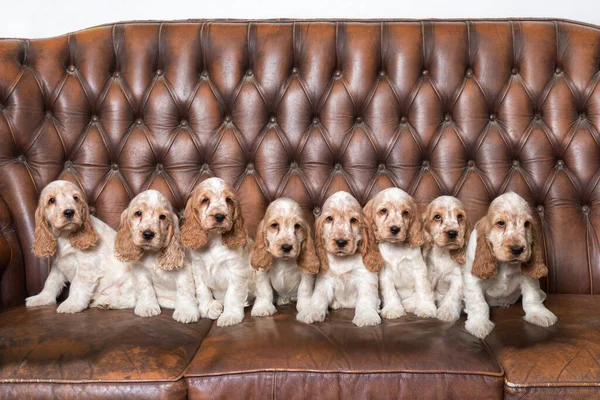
xmin=48 ymin=198 xmax=56 ymax=205
xmin=201 ymin=198 xmax=209 ymax=204
xmin=271 ymin=222 xmax=279 ymax=229
xmin=226 ymin=197 xmax=233 ymax=205
xmin=524 ymin=221 xmax=531 ymax=228
xmin=73 ymin=195 xmax=79 ymax=202
xmin=159 ymin=214 xmax=166 ymax=220
xmin=135 ymin=211 xmax=142 ymax=217
xmin=294 ymin=223 xmax=301 ymax=230
xmin=326 ymin=216 xmax=333 ymax=222
xmin=380 ymin=208 xmax=387 ymax=215
xmin=457 ymin=214 xmax=463 ymax=221
xmin=350 ymin=217 xmax=358 ymax=224
xmin=497 ymin=220 xmax=505 ymax=228
xmin=434 ymin=214 xmax=441 ymax=221
xmin=403 ymin=210 xmax=410 ymax=217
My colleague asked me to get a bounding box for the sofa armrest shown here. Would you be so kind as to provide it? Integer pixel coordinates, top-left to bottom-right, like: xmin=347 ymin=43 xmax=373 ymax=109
xmin=0 ymin=196 xmax=25 ymax=309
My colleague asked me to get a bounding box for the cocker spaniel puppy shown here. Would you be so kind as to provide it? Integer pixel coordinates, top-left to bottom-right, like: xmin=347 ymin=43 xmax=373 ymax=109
xmin=463 ymin=192 xmax=557 ymax=339
xmin=250 ymin=198 xmax=319 ymax=312
xmin=422 ymin=196 xmax=470 ymax=322
xmin=181 ymin=177 xmax=273 ymax=327
xmin=27 ymin=180 xmax=134 ymax=313
xmin=115 ymin=190 xmax=199 ymax=324
xmin=297 ymin=191 xmax=383 ymax=327
xmin=363 ymin=187 xmax=436 ymax=319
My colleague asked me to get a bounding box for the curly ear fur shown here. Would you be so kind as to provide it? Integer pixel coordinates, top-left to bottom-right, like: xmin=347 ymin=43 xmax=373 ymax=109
xmin=180 ymin=193 xmax=208 ymax=249
xmin=360 ymin=207 xmax=384 ymax=272
xmin=420 ymin=206 xmax=434 ymax=250
xmin=158 ymin=213 xmax=185 ymax=271
xmin=406 ymin=202 xmax=425 ymax=247
xmin=297 ymin=223 xmax=320 ymax=274
xmin=222 ymin=197 xmax=248 ymax=248
xmin=69 ymin=201 xmax=99 ymax=250
xmin=114 ymin=208 xmax=143 ymax=262
xmin=471 ymin=218 xmax=498 ymax=279
xmin=521 ymin=215 xmax=548 ymax=280
xmin=314 ymin=216 xmax=329 ymax=272
xmin=250 ymin=220 xmax=273 ymax=271
xmin=450 ymin=215 xmax=471 ymax=265
xmin=32 ymin=204 xmax=57 ymax=257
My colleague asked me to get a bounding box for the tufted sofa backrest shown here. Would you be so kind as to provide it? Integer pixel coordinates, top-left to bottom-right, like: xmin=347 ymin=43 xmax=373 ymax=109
xmin=0 ymin=20 xmax=599 ymax=303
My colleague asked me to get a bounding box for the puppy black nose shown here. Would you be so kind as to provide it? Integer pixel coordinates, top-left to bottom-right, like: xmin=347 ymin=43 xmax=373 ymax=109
xmin=63 ymin=209 xmax=75 ymax=219
xmin=214 ymin=213 xmax=225 ymax=222
xmin=281 ymin=244 xmax=293 ymax=253
xmin=336 ymin=239 xmax=348 ymax=248
xmin=510 ymin=245 xmax=524 ymax=255
xmin=142 ymin=230 xmax=155 ymax=240
xmin=390 ymin=226 xmax=400 ymax=235
xmin=447 ymin=230 xmax=458 ymax=239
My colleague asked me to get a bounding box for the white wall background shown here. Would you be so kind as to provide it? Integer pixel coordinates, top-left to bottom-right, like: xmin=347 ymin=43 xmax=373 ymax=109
xmin=1 ymin=0 xmax=599 ymax=39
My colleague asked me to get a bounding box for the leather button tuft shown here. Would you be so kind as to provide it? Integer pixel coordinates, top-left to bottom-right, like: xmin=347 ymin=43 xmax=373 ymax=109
xmin=111 ymin=163 xmax=118 ymax=171
xmin=269 ymin=116 xmax=276 ymax=123
xmin=247 ymin=163 xmax=254 ymax=171
xmin=292 ymin=67 xmax=298 ymax=74
xmin=468 ymin=160 xmax=475 ymax=168
xmin=136 ymin=118 xmax=142 ymax=125
xmin=68 ymin=65 xmax=75 ymax=72
xmin=444 ymin=114 xmax=451 ymax=122
xmin=422 ymin=160 xmax=430 ymax=168
xmin=313 ymin=117 xmax=319 ymax=125
xmin=17 ymin=155 xmax=26 ymax=163
xmin=466 ymin=69 xmax=473 ymax=77
xmin=91 ymin=115 xmax=98 ymax=122
xmin=511 ymin=68 xmax=518 ymax=75
xmin=290 ymin=161 xmax=298 ymax=169
xmin=355 ymin=116 xmax=363 ymax=123
xmin=181 ymin=120 xmax=188 ymax=127
xmin=313 ymin=207 xmax=321 ymax=216
xmin=582 ymin=205 xmax=590 ymax=214
xmin=378 ymin=164 xmax=386 ymax=171
xmin=202 ymin=163 xmax=209 ymax=171
xmin=246 ymin=70 xmax=253 ymax=77
xmin=225 ymin=116 xmax=232 ymax=123
xmin=113 ymin=71 xmax=120 ymax=78
xmin=580 ymin=112 xmax=587 ymax=119
xmin=334 ymin=70 xmax=342 ymax=77
xmin=537 ymin=205 xmax=544 ymax=213
xmin=400 ymin=116 xmax=408 ymax=124
xmin=89 ymin=206 xmax=96 ymax=215
xmin=334 ymin=163 xmax=342 ymax=171
xmin=489 ymin=114 xmax=496 ymax=121
xmin=555 ymin=67 xmax=561 ymax=74
xmin=535 ymin=114 xmax=542 ymax=121
xmin=422 ymin=70 xmax=429 ymax=76
xmin=512 ymin=160 xmax=520 ymax=167
xmin=557 ymin=159 xmax=564 ymax=168
xmin=65 ymin=160 xmax=73 ymax=168
xmin=379 ymin=71 xmax=386 ymax=77
xmin=201 ymin=70 xmax=208 ymax=78
xmin=156 ymin=69 xmax=163 ymax=76
xmin=46 ymin=111 xmax=52 ymax=118
xmin=156 ymin=164 xmax=163 ymax=171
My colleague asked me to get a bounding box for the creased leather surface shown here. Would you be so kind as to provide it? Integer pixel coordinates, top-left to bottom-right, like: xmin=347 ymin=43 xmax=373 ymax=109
xmin=0 ymin=196 xmax=25 ymax=309
xmin=0 ymin=20 xmax=599 ymax=296
xmin=0 ymin=306 xmax=212 ymax=382
xmin=486 ymin=295 xmax=600 ymax=399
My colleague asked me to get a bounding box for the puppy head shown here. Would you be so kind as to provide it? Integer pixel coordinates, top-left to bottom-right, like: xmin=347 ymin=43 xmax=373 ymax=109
xmin=363 ymin=187 xmax=424 ymax=247
xmin=316 ymin=191 xmax=383 ymax=272
xmin=181 ymin=177 xmax=248 ymax=249
xmin=422 ymin=196 xmax=470 ymax=264
xmin=33 ymin=180 xmax=98 ymax=257
xmin=114 ymin=190 xmax=184 ymax=270
xmin=250 ymin=198 xmax=319 ymax=274
xmin=472 ymin=192 xmax=547 ymax=280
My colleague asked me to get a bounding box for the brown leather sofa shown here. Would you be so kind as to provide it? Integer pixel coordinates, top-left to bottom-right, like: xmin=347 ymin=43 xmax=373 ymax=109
xmin=0 ymin=19 xmax=599 ymax=399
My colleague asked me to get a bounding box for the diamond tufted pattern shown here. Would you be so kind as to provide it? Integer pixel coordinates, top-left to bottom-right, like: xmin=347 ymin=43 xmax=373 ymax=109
xmin=1 ymin=20 xmax=600 ymax=297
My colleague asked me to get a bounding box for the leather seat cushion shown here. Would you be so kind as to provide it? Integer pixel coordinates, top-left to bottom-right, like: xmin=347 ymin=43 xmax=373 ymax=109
xmin=184 ymin=306 xmax=504 ymax=399
xmin=0 ymin=306 xmax=213 ymax=398
xmin=486 ymin=295 xmax=600 ymax=399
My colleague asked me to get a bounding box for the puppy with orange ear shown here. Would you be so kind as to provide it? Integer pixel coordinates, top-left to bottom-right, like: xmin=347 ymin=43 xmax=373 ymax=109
xmin=296 ymin=191 xmax=383 ymax=327
xmin=422 ymin=196 xmax=470 ymax=322
xmin=463 ymin=192 xmax=557 ymax=339
xmin=181 ymin=177 xmax=273 ymax=327
xmin=250 ymin=198 xmax=319 ymax=313
xmin=115 ymin=190 xmax=199 ymax=324
xmin=364 ymin=187 xmax=437 ymax=319
xmin=28 ymin=180 xmax=134 ymax=313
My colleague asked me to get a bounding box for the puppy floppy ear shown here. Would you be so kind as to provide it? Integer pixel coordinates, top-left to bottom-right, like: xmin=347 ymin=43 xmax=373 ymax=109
xmin=471 ymin=218 xmax=498 ymax=279
xmin=360 ymin=208 xmax=384 ymax=272
xmin=158 ymin=212 xmax=185 ymax=271
xmin=181 ymin=192 xmax=208 ymax=249
xmin=420 ymin=204 xmax=434 ymax=250
xmin=114 ymin=207 xmax=143 ymax=262
xmin=250 ymin=219 xmax=273 ymax=271
xmin=32 ymin=203 xmax=57 ymax=257
xmin=314 ymin=215 xmax=329 ymax=272
xmin=521 ymin=215 xmax=548 ymax=280
xmin=222 ymin=197 xmax=248 ymax=248
xmin=450 ymin=213 xmax=470 ymax=265
xmin=406 ymin=202 xmax=425 ymax=247
xmin=297 ymin=222 xmax=320 ymax=274
xmin=69 ymin=201 xmax=99 ymax=250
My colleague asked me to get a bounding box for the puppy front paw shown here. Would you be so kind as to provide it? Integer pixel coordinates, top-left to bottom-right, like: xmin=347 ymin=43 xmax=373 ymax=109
xmin=276 ymin=296 xmax=291 ymax=306
xmin=135 ymin=303 xmax=162 ymax=317
xmin=436 ymin=304 xmax=461 ymax=322
xmin=217 ymin=311 xmax=244 ymax=327
xmin=251 ymin=301 xmax=277 ymax=317
xmin=199 ymin=300 xmax=223 ymax=320
xmin=56 ymin=298 xmax=88 ymax=313
xmin=413 ymin=301 xmax=437 ymax=319
xmin=353 ymin=309 xmax=381 ymax=327
xmin=524 ymin=308 xmax=557 ymax=327
xmin=173 ymin=306 xmax=200 ymax=324
xmin=402 ymin=297 xmax=416 ymax=313
xmin=380 ymin=304 xmax=406 ymax=319
xmin=26 ymin=294 xmax=56 ymax=308
xmin=465 ymin=318 xmax=495 ymax=339
xmin=296 ymin=309 xmax=326 ymax=324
